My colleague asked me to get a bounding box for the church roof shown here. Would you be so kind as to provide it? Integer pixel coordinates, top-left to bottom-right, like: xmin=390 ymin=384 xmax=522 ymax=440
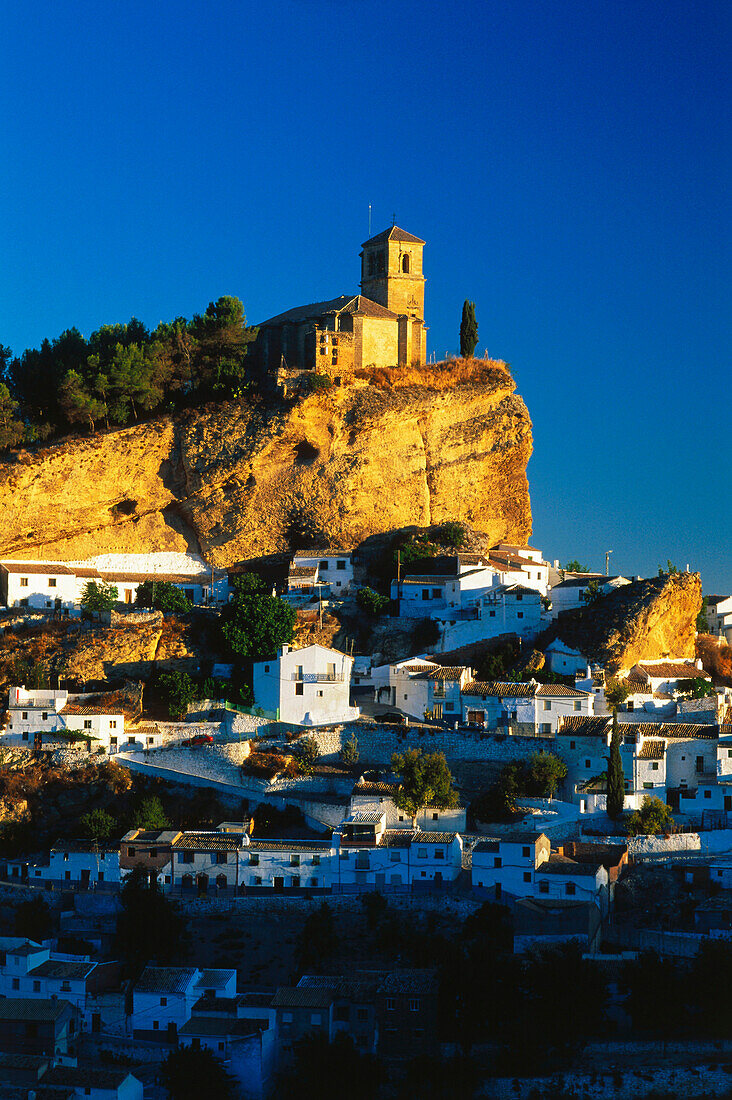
xmin=362 ymin=225 xmax=426 ymax=247
xmin=259 ymin=293 xmax=398 ymax=327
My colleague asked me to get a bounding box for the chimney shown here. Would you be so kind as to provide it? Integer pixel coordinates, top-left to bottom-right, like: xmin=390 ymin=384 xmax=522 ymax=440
xmin=281 ymin=644 xmax=289 ymax=656
xmin=553 ymin=560 xmax=560 ymax=569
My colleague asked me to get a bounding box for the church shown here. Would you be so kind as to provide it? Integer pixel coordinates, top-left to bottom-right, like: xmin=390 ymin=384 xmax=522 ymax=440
xmin=251 ymin=226 xmax=427 ymax=378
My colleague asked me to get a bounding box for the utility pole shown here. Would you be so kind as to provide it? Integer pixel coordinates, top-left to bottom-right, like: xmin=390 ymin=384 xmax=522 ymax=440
xmin=605 ymin=550 xmax=613 ymax=576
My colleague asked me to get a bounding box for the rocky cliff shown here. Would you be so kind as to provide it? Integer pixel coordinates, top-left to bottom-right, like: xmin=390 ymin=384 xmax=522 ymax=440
xmin=0 ymin=367 xmax=532 ymax=564
xmin=545 ymin=573 xmax=702 ymax=673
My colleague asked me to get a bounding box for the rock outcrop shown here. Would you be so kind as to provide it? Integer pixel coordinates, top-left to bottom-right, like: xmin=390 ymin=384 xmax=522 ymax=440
xmin=0 ymin=367 xmax=532 ymax=564
xmin=545 ymin=573 xmax=702 ymax=673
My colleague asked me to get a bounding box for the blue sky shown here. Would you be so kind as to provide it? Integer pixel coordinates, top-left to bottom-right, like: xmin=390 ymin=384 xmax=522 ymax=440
xmin=2 ymin=0 xmax=730 ymax=589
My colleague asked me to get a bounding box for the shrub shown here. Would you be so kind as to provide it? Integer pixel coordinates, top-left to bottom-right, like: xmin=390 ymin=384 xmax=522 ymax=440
xmin=356 ymin=586 xmax=389 ymax=616
xmin=433 ymin=520 xmax=467 ymax=548
xmin=627 ymin=796 xmax=674 ymax=836
xmin=308 ymin=373 xmax=333 ymax=392
xmin=296 ymin=736 xmax=320 ymax=775
xmin=340 ymin=734 xmax=359 ymax=767
xmin=354 ymin=356 xmax=509 ymax=393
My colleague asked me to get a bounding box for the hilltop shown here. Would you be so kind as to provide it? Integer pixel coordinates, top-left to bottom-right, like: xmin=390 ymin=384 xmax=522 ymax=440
xmin=0 ymin=360 xmax=533 ymax=564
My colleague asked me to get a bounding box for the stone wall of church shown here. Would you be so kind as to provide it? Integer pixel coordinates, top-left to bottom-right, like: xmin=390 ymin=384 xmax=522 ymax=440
xmin=360 ymin=316 xmax=400 ymax=370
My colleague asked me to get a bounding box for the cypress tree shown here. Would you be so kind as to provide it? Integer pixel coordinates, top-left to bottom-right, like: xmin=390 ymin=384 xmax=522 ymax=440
xmin=607 ymin=708 xmax=625 ymax=820
xmin=459 ymin=300 xmax=479 ymax=358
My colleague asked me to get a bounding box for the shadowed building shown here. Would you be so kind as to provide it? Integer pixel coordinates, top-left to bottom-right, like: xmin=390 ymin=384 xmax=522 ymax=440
xmin=252 ymin=227 xmax=426 ymax=376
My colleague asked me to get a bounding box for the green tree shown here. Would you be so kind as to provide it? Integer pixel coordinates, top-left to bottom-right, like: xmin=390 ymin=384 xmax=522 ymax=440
xmin=135 ymin=581 xmax=192 ymax=613
xmin=79 ymin=808 xmax=116 ymax=841
xmin=220 ymin=573 xmax=296 ymax=659
xmin=0 ymin=383 xmax=25 ymax=449
xmin=274 ymin=1033 xmax=382 ymax=1100
xmin=296 ymin=735 xmax=320 ymax=775
xmin=356 ymin=586 xmax=390 ymax=615
xmin=391 ymin=748 xmax=458 ymax=827
xmin=526 ymin=752 xmax=567 ymax=799
xmin=114 ymin=866 xmax=188 ymax=975
xmin=296 ymin=902 xmax=336 ymax=970
xmin=675 ymin=676 xmax=715 ymax=699
xmin=471 ymin=764 xmax=520 ymax=823
xmin=696 ymin=597 xmax=710 ymax=634
xmin=58 ymin=369 xmax=106 ymax=432
xmin=459 ymin=300 xmax=479 ymax=358
xmin=14 ymin=896 xmax=52 ymax=942
xmin=189 ymin=295 xmax=256 ymax=394
xmin=433 ymin=520 xmax=467 ymax=548
xmin=626 ymin=795 xmax=673 ymax=836
xmin=607 ymin=708 xmax=625 ymax=820
xmin=157 ymin=670 xmax=198 ymax=720
xmin=563 ymin=560 xmax=590 ymax=573
xmin=605 ymin=678 xmax=632 ymax=710
xmin=658 ymin=560 xmax=680 ymax=576
xmin=340 ymin=734 xmax=359 ymax=767
xmin=161 ymin=1046 xmax=236 ymax=1100
xmin=80 ymin=580 xmax=119 ymax=617
xmin=135 ymin=796 xmax=169 ymax=830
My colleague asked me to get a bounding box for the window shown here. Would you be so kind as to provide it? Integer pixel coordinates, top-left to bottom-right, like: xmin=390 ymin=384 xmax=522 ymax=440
xmin=517 ymin=612 xmax=524 ymax=619
xmin=696 ymin=757 xmax=705 ymax=774
xmin=386 ymin=998 xmax=395 ymax=1011
xmin=213 ymin=852 xmax=228 ymax=864
xmin=254 ymin=876 xmax=262 ymax=885
xmin=585 ymin=760 xmax=591 ymax=769
xmin=48 ymin=578 xmax=57 ymax=587
xmin=493 ymin=856 xmax=502 ymax=868
xmin=264 ymin=665 xmax=270 ymax=673
xmin=180 ymin=851 xmax=194 ymax=864
xmin=523 ymin=871 xmax=531 ymax=883
xmin=290 ymin=854 xmax=300 ymax=867
xmin=250 ymin=854 xmax=259 ymax=866
xmin=651 ymin=762 xmax=659 ymax=771
xmin=417 ymin=848 xmax=427 ymax=859
xmin=310 ymin=1013 xmax=322 ymax=1025
xmin=432 ymin=812 xmax=439 ymax=820
xmin=42 ymin=712 xmax=48 ymax=721
xmin=627 ymin=701 xmax=635 ymax=712
xmin=153 ymin=1021 xmax=159 ymax=1030
xmin=61 ymin=981 xmax=71 ymax=992
xmin=540 ymin=723 xmax=551 ymax=734
xmin=65 ymin=870 xmax=71 ymax=881
xmin=160 ymin=997 xmax=167 ymax=1006
xmin=643 ymin=781 xmax=653 ymax=789
xmin=704 ymin=790 xmax=712 ymax=799
xmin=565 ymin=882 xmax=576 ymax=896
xmin=434 ymin=849 xmax=444 ymax=859
xmin=295 ymin=665 xmax=304 ymax=679
xmin=109 ymin=720 xmax=116 ymax=729
xmin=33 ymin=980 xmax=40 ymax=991
xmin=570 ymin=741 xmax=576 ymax=749
xmin=390 ymin=851 xmax=400 ymax=862
xmin=20 ymin=577 xmax=28 ymax=587
xmin=390 ymin=873 xmax=401 ymax=884
xmin=401 ymin=253 xmax=410 ymax=273
xmin=489 ymin=610 xmax=496 ymax=617
xmin=409 ymin=998 xmax=420 ymax=1012
xmin=543 ymin=700 xmax=551 ymax=711
xmin=432 ymin=588 xmax=441 ymax=598
xmin=574 ymin=700 xmax=581 ymax=712
xmin=295 ymin=683 xmax=304 ymax=696
xmin=319 ymin=560 xmax=328 ymax=570
xmin=522 ymin=846 xmax=530 ymax=857
xmin=282 ymin=1012 xmax=293 ymax=1024
xmin=22 ymin=711 xmax=28 ymax=720
xmin=516 ymin=593 xmax=523 ymax=602
xmin=83 ymin=720 xmax=92 ymax=730
xmin=12 ymin=978 xmax=19 ymax=990
xmin=539 ymin=880 xmax=549 ymax=894
xmin=336 ymin=560 xmax=346 ymax=570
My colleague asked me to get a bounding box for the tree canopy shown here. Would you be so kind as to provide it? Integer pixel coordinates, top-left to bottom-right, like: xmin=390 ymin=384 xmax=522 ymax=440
xmin=160 ymin=1046 xmax=236 ymax=1100
xmin=220 ymin=572 xmax=296 ymax=660
xmin=80 ymin=580 xmax=118 ymax=616
xmin=135 ymin=581 xmax=192 ymax=613
xmin=114 ymin=866 xmax=188 ymax=976
xmin=391 ymin=748 xmax=458 ymax=826
xmin=0 ymin=298 xmax=258 ymax=451
xmin=626 ymin=795 xmax=674 ymax=837
xmin=459 ymin=300 xmax=479 ymax=358
xmin=607 ymin=708 xmax=625 ymax=820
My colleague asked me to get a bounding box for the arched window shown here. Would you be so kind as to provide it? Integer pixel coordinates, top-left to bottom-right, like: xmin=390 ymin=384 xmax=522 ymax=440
xmin=401 ymin=253 xmax=410 ymax=273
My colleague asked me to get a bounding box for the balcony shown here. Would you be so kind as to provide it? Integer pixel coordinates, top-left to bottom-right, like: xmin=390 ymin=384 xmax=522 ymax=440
xmin=291 ymin=672 xmax=345 ymax=683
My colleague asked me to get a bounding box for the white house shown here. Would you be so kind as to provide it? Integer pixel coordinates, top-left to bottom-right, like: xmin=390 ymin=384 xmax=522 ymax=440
xmin=387 ymin=662 xmax=471 ymax=721
xmin=290 ymin=550 xmax=354 ymax=595
xmin=5 ymin=686 xmax=126 ymax=752
xmin=131 ymin=965 xmax=237 ymax=1041
xmin=331 ymin=813 xmax=462 ymax=892
xmin=460 ymin=680 xmax=593 ymax=734
xmin=0 ymin=943 xmax=120 ymax=1027
xmin=30 ymin=841 xmax=120 ymax=889
xmin=36 ymin=1066 xmax=143 ymax=1100
xmin=548 ymin=574 xmax=630 ymax=618
xmin=239 ymin=837 xmax=335 ymax=892
xmin=438 ymin=584 xmax=544 ymax=652
xmin=545 ymin=639 xmax=590 ymax=676
xmin=471 ymin=831 xmax=609 ymax=913
xmin=350 ymin=776 xmax=467 ymax=832
xmin=391 ymin=565 xmax=499 ymax=620
xmin=252 ymin=644 xmax=359 ymax=726
xmin=488 ymin=544 xmax=551 ymax=595
xmin=0 ymin=557 xmax=228 ymax=611
xmin=705 ymin=595 xmax=732 ymax=643
xmin=624 ymin=659 xmax=710 ymax=695
xmin=171 ymin=831 xmax=246 ymax=892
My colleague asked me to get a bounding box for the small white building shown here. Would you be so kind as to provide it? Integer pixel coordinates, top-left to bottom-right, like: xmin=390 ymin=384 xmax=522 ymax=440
xmin=252 ymin=644 xmax=359 ymax=726
xmin=705 ymin=595 xmax=732 ymax=643
xmin=460 ymin=680 xmax=593 ymax=735
xmin=0 ymin=943 xmax=120 ymax=1027
xmin=545 ymin=639 xmax=590 ymax=676
xmin=624 ymin=659 xmax=710 ymax=695
xmin=30 ymin=841 xmax=120 ymax=889
xmin=239 ymin=837 xmax=334 ymax=891
xmin=391 ymin=562 xmax=498 ymax=619
xmin=4 ymin=686 xmax=126 ymax=752
xmin=131 ymin=965 xmax=237 ymax=1041
xmin=290 ymin=550 xmax=354 ymax=595
xmin=471 ymin=831 xmax=610 ymax=913
xmin=171 ymin=831 xmax=245 ymax=892
xmin=332 ymin=813 xmax=462 ymax=892
xmin=548 ymin=574 xmax=631 ymax=618
xmin=388 ymin=662 xmax=470 ymax=722
xmin=489 ymin=544 xmax=551 ymax=595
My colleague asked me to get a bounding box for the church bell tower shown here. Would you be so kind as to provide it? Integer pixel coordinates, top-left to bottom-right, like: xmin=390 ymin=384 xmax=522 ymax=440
xmin=359 ymin=226 xmax=426 ymax=366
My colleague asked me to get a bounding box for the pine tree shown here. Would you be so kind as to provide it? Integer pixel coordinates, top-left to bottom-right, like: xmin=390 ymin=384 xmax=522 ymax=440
xmin=607 ymin=708 xmax=625 ymax=820
xmin=459 ymin=300 xmax=479 ymax=358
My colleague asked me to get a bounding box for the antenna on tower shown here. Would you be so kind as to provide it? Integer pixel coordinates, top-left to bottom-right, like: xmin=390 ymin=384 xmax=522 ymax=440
xmin=368 ymin=204 xmax=372 ymax=237
xmin=392 ymin=211 xmax=396 ymax=226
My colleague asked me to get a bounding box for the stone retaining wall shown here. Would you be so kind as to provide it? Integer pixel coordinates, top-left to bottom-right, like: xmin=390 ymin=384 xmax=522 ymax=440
xmin=308 ymin=723 xmax=551 ymax=767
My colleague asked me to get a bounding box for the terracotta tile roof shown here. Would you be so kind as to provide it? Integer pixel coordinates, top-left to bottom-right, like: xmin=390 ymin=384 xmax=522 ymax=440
xmin=638 ymin=740 xmax=665 ymax=760
xmin=294 ymin=550 xmax=353 ymax=559
xmin=135 ymin=966 xmax=197 ymax=994
xmin=173 ymin=833 xmax=244 ymax=851
xmin=418 ymin=666 xmax=466 ymax=681
xmin=272 ymin=986 xmax=335 ymax=1008
xmin=0 ymin=998 xmax=73 ymax=1022
xmin=362 ymin=225 xmax=426 ymax=246
xmin=636 ymin=661 xmax=709 ymax=680
xmin=617 ymin=722 xmax=663 ymax=739
xmin=288 ymin=566 xmax=318 ymax=579
xmin=462 ymin=681 xmax=537 ymax=697
xmin=659 ymin=723 xmax=718 ymax=739
xmin=472 ymin=840 xmax=500 ymax=854
xmin=29 ymin=959 xmax=96 ymax=981
xmin=353 ymin=779 xmax=397 ymax=795
xmin=540 ymin=854 xmax=601 ymax=877
xmin=500 ymin=831 xmax=547 ymax=844
xmin=247 ymin=839 xmax=332 ymax=852
xmin=411 ymin=832 xmax=457 ymax=844
xmin=60 ymin=704 xmax=124 ymax=716
xmin=378 ymin=830 xmax=416 ymax=848
xmin=535 ymin=684 xmax=589 ymax=697
xmin=1 ymin=561 xmax=78 ymax=575
xmin=262 ymin=294 xmax=398 ymax=327
xmin=558 ymin=716 xmax=611 ymax=736
xmin=377 ymin=969 xmax=437 ymax=995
